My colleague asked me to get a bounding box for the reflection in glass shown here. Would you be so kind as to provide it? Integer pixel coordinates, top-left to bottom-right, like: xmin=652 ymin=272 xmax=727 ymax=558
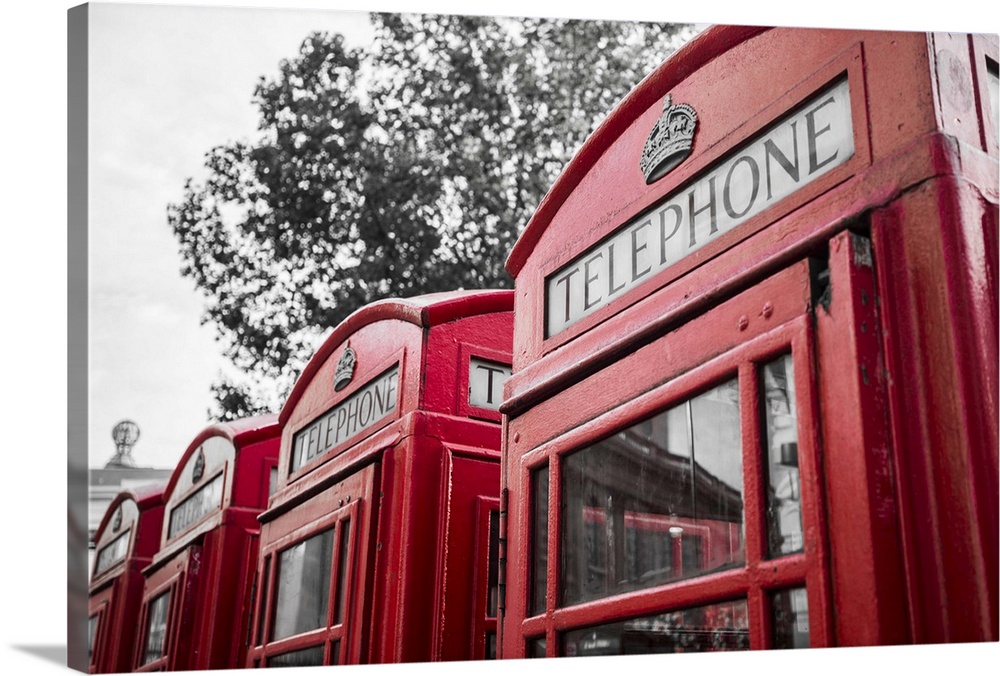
xmin=143 ymin=590 xmax=171 ymax=665
xmin=333 ymin=521 xmax=351 ymax=625
xmin=771 ymin=587 xmax=810 ymax=648
xmin=266 ymin=645 xmax=325 ymax=668
xmin=561 ymin=598 xmax=750 ymax=656
xmin=527 ymin=637 xmax=547 ymax=658
xmin=487 ymin=510 xmax=500 ymax=618
xmin=88 ymin=615 xmax=98 ymax=663
xmin=272 ymin=529 xmax=333 ymax=640
xmin=256 ymin=557 xmax=271 ymax=645
xmin=560 ymin=381 xmax=743 ymax=606
xmin=761 ymin=355 xmax=803 ymax=557
xmin=530 ymin=467 xmax=549 ymax=616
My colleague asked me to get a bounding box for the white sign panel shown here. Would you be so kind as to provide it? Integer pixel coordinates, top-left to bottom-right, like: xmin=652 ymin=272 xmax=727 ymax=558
xmin=546 ymin=78 xmax=854 ymax=337
xmin=468 ymin=358 xmax=512 ymax=410
xmin=292 ymin=364 xmax=399 ymax=471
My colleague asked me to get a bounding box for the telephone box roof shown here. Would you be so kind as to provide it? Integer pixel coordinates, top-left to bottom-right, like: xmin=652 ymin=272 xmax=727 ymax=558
xmin=505 ymin=24 xmax=769 ymax=276
xmin=94 ymin=481 xmax=166 ymax=540
xmin=280 ymin=289 xmax=514 ymax=425
xmin=161 ymin=413 xmax=280 ymax=499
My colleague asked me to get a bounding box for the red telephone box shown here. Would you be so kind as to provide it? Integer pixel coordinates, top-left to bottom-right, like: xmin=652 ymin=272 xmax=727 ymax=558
xmin=134 ymin=415 xmax=280 ymax=672
xmin=500 ymin=26 xmax=997 ymax=657
xmin=246 ymin=290 xmax=513 ymax=668
xmin=88 ymin=483 xmax=165 ymax=674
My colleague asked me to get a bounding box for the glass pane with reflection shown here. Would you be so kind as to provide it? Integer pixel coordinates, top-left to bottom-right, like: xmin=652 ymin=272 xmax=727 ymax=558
xmin=266 ymin=645 xmax=325 ymax=668
xmin=561 ymin=598 xmax=750 ymax=656
xmin=561 ymin=380 xmax=743 ymax=606
xmin=530 ymin=466 xmax=549 ymax=616
xmin=761 ymin=354 xmax=803 ymax=557
xmin=272 ymin=529 xmax=333 ymax=640
xmin=143 ymin=590 xmax=171 ymax=665
xmin=527 ymin=637 xmax=547 ymax=658
xmin=771 ymin=587 xmax=810 ymax=648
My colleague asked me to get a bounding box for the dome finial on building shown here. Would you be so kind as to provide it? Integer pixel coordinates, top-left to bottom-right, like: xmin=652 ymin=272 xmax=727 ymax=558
xmin=106 ymin=419 xmax=140 ymax=468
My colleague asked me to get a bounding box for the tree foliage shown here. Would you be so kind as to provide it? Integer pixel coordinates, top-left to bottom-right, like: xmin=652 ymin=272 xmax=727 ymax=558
xmin=168 ymin=12 xmax=695 ymax=419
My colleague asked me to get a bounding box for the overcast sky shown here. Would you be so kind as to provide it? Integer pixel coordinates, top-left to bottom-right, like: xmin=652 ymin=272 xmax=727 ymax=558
xmin=87 ymin=3 xmax=376 ymax=468
xmin=83 ymin=0 xmax=996 ymax=473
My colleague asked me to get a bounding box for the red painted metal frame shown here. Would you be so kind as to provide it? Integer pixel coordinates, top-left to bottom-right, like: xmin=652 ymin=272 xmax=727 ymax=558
xmin=87 ymin=483 xmax=165 ymax=674
xmin=250 ymin=290 xmax=513 ymax=667
xmin=500 ymin=24 xmax=998 ymax=658
xmin=134 ymin=415 xmax=280 ymax=672
xmin=504 ymin=263 xmax=834 ymax=655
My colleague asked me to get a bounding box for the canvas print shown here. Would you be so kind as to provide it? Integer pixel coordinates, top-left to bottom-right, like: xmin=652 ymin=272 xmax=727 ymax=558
xmin=67 ymin=1 xmax=998 ymax=674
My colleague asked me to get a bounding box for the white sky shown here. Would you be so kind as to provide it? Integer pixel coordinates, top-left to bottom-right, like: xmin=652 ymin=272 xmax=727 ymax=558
xmin=87 ymin=3 xmax=376 ymax=469
xmin=1 ymin=1 xmax=997 ymax=674
xmin=83 ymin=0 xmax=998 ymax=471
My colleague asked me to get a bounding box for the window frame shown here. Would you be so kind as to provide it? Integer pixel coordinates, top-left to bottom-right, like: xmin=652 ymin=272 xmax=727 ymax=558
xmin=251 ymin=497 xmax=360 ymax=667
xmin=134 ymin=578 xmax=181 ymax=672
xmin=471 ymin=497 xmax=502 ymax=659
xmin=517 ymin=312 xmax=832 ymax=654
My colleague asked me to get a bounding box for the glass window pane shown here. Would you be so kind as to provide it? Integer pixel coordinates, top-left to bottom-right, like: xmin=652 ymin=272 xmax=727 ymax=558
xmin=561 ymin=380 xmax=743 ymax=606
xmin=771 ymin=587 xmax=810 ymax=648
xmin=485 ymin=632 xmax=497 ymax=659
xmin=561 ymin=599 xmax=749 ymax=656
xmin=530 ymin=466 xmax=549 ymax=616
xmin=256 ymin=557 xmax=270 ymax=645
xmin=333 ymin=521 xmax=351 ymax=626
xmin=88 ymin=615 xmax=99 ymax=663
xmin=272 ymin=529 xmax=334 ymax=641
xmin=331 ymin=640 xmax=341 ymax=665
xmin=269 ymin=467 xmax=278 ymax=497
xmin=487 ymin=510 xmax=500 ymax=618
xmin=527 ymin=637 xmax=547 ymax=658
xmin=266 ymin=645 xmax=325 ymax=668
xmin=143 ymin=590 xmax=171 ymax=665
xmin=761 ymin=354 xmax=803 ymax=557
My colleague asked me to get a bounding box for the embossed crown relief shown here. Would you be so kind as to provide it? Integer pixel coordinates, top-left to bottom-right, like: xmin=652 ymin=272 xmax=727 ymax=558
xmin=334 ymin=342 xmax=357 ymax=392
xmin=192 ymin=449 xmax=206 ymax=483
xmin=640 ymin=95 xmax=698 ymax=184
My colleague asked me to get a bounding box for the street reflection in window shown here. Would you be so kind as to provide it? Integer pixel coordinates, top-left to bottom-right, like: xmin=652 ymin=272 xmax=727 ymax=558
xmin=560 ymin=380 xmax=744 ymax=606
xmin=142 ymin=590 xmax=171 ymax=665
xmin=266 ymin=645 xmax=325 ymax=668
xmin=272 ymin=529 xmax=333 ymax=641
xmin=561 ymin=598 xmax=750 ymax=656
xmin=771 ymin=587 xmax=810 ymax=648
xmin=761 ymin=354 xmax=803 ymax=557
xmin=531 ymin=467 xmax=549 ymax=615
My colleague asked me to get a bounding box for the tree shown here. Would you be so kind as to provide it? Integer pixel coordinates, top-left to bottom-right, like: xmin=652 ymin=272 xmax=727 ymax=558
xmin=168 ymin=12 xmax=695 ymax=419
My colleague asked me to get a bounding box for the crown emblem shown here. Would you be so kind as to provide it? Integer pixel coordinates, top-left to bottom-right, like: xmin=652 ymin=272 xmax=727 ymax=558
xmin=334 ymin=342 xmax=356 ymax=392
xmin=640 ymin=95 xmax=697 ymax=184
xmin=192 ymin=449 xmax=205 ymax=483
